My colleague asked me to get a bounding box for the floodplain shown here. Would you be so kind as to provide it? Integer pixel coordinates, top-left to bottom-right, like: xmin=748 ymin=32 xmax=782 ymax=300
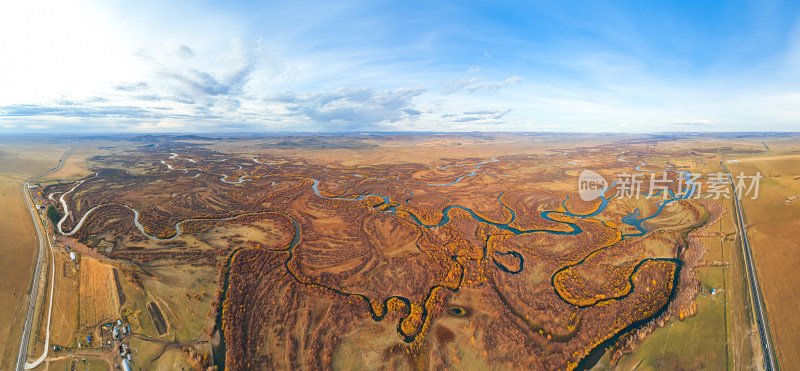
xmin=3 ymin=133 xmax=796 ymax=370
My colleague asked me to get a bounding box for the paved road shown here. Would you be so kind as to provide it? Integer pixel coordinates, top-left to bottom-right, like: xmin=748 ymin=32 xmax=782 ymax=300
xmin=721 ymin=162 xmax=778 ymax=370
xmin=15 ymin=148 xmax=70 ymax=371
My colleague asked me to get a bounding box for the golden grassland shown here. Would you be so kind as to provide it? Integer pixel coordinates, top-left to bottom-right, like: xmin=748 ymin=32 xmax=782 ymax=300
xmin=0 ymin=141 xmax=65 ymax=369
xmin=127 ymin=337 xmax=194 ymax=370
xmin=138 ymin=263 xmax=218 ymax=341
xmin=728 ymin=150 xmax=800 ymax=368
xmin=207 ymin=133 xmax=641 ymax=166
xmin=48 ymin=250 xmax=79 ymax=347
xmin=117 ymin=269 xmax=160 ymax=339
xmin=33 ymin=356 xmax=110 ymax=371
xmin=38 ymin=149 xmax=93 ymax=181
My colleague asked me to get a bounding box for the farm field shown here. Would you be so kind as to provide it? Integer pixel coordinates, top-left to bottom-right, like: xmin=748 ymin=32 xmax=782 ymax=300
xmin=78 ymin=257 xmax=121 ymax=328
xmin=6 ymin=133 xmax=796 ymax=370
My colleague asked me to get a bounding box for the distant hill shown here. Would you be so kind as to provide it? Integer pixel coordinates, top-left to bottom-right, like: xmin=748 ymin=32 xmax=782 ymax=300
xmin=127 ymin=134 xmax=216 ymax=143
xmin=265 ymin=138 xmax=377 ymax=149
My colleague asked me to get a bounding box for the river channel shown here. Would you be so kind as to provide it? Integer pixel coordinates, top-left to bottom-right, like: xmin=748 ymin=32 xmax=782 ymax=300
xmin=58 ymin=155 xmax=696 ymax=369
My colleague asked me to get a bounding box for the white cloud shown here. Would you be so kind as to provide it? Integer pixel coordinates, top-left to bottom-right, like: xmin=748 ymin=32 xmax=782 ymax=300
xmin=273 ymin=87 xmax=425 ymax=130
xmin=2 ymin=1 xmax=800 ymax=133
xmin=442 ymin=76 xmax=522 ymax=94
xmin=173 ymin=43 xmax=196 ymax=59
xmin=442 ymin=108 xmax=510 ymax=125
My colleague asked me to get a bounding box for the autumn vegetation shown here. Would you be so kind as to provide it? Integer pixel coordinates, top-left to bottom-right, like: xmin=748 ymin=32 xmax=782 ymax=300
xmin=44 ymin=138 xmax=713 ymax=370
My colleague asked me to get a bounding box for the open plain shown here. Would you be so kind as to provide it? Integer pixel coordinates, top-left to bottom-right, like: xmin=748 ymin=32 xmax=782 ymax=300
xmin=3 ymin=133 xmax=796 ymax=370
xmin=0 ymin=139 xmax=65 ymax=370
xmin=724 ymin=138 xmax=800 ymax=367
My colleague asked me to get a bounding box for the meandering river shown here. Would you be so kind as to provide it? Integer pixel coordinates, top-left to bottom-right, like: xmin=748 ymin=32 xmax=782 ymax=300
xmin=58 ymin=154 xmax=696 ymax=370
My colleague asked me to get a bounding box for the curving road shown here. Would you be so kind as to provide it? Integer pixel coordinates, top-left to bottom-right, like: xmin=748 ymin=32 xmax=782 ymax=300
xmin=721 ymin=162 xmax=778 ymax=370
xmin=15 ymin=148 xmax=70 ymax=371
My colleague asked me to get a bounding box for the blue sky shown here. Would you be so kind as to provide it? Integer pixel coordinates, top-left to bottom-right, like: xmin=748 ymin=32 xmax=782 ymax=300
xmin=1 ymin=0 xmax=799 ymax=133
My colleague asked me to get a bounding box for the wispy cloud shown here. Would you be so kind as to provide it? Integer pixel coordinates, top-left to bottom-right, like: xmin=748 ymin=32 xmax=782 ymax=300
xmin=0 ymin=103 xmax=164 ymax=119
xmin=442 ymin=108 xmax=510 ymax=124
xmin=442 ymin=76 xmax=522 ymax=94
xmin=670 ymin=120 xmax=728 ymax=128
